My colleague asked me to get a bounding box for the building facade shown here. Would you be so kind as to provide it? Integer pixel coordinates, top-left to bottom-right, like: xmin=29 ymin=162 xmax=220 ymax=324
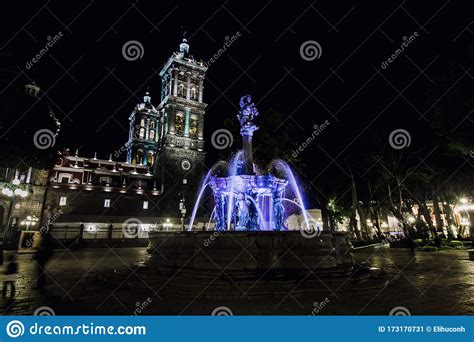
xmin=155 ymin=38 xmax=208 ymax=214
xmin=1 ymin=38 xmax=210 ymax=243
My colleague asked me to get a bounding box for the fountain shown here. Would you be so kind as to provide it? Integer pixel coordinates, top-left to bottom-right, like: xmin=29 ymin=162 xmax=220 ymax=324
xmin=189 ymin=95 xmax=309 ymax=233
xmin=146 ymin=95 xmax=360 ymax=289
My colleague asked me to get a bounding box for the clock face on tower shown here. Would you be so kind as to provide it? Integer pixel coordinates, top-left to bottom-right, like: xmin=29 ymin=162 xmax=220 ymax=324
xmin=180 ymin=159 xmax=192 ymax=171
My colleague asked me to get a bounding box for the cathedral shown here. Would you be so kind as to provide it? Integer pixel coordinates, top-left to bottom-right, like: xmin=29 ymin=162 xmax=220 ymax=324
xmin=41 ymin=38 xmax=209 ymax=234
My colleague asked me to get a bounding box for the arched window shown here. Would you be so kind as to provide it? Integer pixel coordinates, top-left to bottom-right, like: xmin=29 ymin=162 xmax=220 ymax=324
xmin=178 ymin=84 xmax=184 ymax=97
xmin=189 ymin=115 xmax=198 ymax=138
xmin=139 ymin=119 xmax=145 ymax=139
xmin=175 ymin=113 xmax=184 ymax=135
xmin=190 ymin=87 xmax=197 ymax=100
xmin=135 ymin=150 xmax=144 ymax=164
xmin=149 ymin=121 xmax=155 ymax=141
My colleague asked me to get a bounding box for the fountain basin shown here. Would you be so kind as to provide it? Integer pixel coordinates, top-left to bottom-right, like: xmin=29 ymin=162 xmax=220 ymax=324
xmin=147 ymin=230 xmax=355 ymax=276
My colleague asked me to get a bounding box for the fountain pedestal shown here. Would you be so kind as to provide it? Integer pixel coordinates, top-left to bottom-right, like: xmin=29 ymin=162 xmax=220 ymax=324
xmin=210 ymin=174 xmax=288 ymax=231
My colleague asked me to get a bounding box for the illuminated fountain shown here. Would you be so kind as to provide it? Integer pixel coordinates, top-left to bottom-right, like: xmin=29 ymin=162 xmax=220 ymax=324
xmin=189 ymin=95 xmax=311 ymax=233
xmin=146 ymin=95 xmax=359 ymax=286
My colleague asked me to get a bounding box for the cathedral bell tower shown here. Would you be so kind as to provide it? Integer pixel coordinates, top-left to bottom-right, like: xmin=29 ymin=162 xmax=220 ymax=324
xmin=126 ymin=91 xmax=161 ymax=167
xmin=156 ymin=38 xmax=208 ymax=216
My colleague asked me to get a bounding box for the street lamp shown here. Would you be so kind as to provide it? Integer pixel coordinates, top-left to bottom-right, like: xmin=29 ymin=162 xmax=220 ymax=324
xmin=20 ymin=215 xmax=39 ymax=231
xmin=1 ymin=175 xmax=30 ymax=248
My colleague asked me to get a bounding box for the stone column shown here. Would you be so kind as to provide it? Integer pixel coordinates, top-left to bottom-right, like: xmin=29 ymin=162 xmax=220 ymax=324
xmin=167 ymin=73 xmax=172 ymax=97
xmin=198 ymin=76 xmax=204 ymax=103
xmin=186 ymin=73 xmax=191 ymax=100
xmin=168 ymin=108 xmax=175 ymax=134
xmin=184 ymin=108 xmax=190 ymax=137
xmin=214 ymin=192 xmax=225 ymax=231
xmin=198 ymin=114 xmax=204 ymax=140
xmin=240 ymin=124 xmax=258 ymax=175
xmin=172 ymin=69 xmax=178 ymax=96
xmin=145 ymin=119 xmax=149 ymax=140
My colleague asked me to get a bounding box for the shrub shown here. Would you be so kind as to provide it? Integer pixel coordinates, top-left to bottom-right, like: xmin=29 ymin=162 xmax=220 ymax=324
xmin=444 ymin=240 xmax=463 ymax=249
xmin=418 ymin=246 xmax=438 ymax=252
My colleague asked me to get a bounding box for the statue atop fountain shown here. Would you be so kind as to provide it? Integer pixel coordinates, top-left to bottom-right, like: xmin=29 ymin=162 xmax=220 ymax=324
xmin=237 ymin=95 xmax=259 ymax=175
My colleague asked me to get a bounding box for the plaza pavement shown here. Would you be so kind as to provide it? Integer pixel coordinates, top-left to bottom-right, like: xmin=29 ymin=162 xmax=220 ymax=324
xmin=1 ymin=246 xmax=473 ymax=315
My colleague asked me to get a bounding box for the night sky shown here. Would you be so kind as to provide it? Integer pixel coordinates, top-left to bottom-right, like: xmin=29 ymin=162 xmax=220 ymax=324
xmin=1 ymin=0 xmax=472 ymax=205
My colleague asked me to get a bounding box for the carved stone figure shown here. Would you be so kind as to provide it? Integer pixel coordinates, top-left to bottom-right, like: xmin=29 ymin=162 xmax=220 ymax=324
xmin=236 ymin=193 xmax=250 ymax=230
xmin=237 ymin=95 xmax=259 ymax=127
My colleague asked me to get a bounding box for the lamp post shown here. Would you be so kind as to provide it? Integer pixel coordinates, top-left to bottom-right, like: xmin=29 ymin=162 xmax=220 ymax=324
xmin=180 ymin=197 xmax=186 ymax=231
xmin=1 ymin=176 xmax=29 ymax=249
xmin=20 ymin=215 xmax=39 ymax=231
